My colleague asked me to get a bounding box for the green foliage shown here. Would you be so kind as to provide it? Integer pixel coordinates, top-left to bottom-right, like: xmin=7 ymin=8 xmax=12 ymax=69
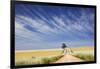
xmin=41 ymin=58 xmax=51 ymax=64
xmin=15 ymin=55 xmax=63 ymax=66
xmin=41 ymin=55 xmax=63 ymax=64
xmin=73 ymin=54 xmax=94 ymax=61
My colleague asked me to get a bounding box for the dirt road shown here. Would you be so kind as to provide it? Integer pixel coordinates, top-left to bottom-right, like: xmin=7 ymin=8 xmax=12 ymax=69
xmin=54 ymin=54 xmax=84 ymax=63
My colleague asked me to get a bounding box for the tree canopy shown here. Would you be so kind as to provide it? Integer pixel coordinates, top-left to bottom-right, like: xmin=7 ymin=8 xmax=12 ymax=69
xmin=62 ymin=43 xmax=67 ymax=49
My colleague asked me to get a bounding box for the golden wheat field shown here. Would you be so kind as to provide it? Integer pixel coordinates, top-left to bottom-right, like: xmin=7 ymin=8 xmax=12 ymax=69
xmin=15 ymin=49 xmax=62 ymax=59
xmin=15 ymin=46 xmax=94 ymax=66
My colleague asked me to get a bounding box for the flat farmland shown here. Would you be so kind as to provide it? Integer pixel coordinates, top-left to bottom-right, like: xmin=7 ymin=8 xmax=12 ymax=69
xmin=15 ymin=46 xmax=94 ymax=66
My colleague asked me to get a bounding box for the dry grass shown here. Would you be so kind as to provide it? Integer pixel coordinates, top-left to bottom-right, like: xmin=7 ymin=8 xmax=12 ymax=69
xmin=15 ymin=49 xmax=63 ymax=66
xmin=15 ymin=55 xmax=63 ymax=66
xmin=15 ymin=46 xmax=94 ymax=66
xmin=71 ymin=46 xmax=94 ymax=61
xmin=15 ymin=49 xmax=62 ymax=59
xmin=71 ymin=46 xmax=94 ymax=55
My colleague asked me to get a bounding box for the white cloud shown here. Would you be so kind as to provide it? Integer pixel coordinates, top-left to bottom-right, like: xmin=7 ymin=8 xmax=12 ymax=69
xmin=15 ymin=16 xmax=44 ymax=42
xmin=16 ymin=15 xmax=58 ymax=35
xmin=15 ymin=10 xmax=94 ymax=50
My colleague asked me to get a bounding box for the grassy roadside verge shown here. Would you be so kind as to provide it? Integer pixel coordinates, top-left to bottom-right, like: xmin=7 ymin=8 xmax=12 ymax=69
xmin=73 ymin=53 xmax=94 ymax=61
xmin=15 ymin=55 xmax=63 ymax=66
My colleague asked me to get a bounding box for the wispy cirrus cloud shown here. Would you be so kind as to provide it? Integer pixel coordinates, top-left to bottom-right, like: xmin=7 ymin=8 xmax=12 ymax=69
xmin=15 ymin=4 xmax=95 ymax=50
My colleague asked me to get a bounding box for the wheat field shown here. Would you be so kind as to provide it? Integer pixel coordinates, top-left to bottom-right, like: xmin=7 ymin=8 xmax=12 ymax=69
xmin=15 ymin=46 xmax=94 ymax=66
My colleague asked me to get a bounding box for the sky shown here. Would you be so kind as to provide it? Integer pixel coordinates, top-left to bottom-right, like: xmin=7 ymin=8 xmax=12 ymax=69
xmin=15 ymin=3 xmax=95 ymax=50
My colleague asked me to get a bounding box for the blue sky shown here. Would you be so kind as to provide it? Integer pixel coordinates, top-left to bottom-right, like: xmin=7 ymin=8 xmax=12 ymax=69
xmin=15 ymin=3 xmax=95 ymax=50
